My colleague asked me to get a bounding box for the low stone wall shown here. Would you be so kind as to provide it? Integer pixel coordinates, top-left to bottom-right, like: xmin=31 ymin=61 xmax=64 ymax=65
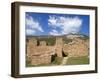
xmin=27 ymin=46 xmax=55 ymax=65
xmin=31 ymin=54 xmax=51 ymax=65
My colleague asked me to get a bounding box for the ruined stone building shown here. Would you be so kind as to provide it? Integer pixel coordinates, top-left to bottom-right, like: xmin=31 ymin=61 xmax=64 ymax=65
xmin=63 ymin=38 xmax=89 ymax=57
xmin=27 ymin=38 xmax=55 ymax=65
xmin=27 ymin=36 xmax=89 ymax=65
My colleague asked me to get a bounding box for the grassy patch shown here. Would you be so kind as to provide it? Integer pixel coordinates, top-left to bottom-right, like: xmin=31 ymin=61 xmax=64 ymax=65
xmin=52 ymin=57 xmax=63 ymax=65
xmin=66 ymin=56 xmax=89 ymax=65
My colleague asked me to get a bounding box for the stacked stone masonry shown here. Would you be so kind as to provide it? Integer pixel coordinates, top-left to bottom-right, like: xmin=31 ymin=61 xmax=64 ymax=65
xmin=27 ymin=37 xmax=89 ymax=65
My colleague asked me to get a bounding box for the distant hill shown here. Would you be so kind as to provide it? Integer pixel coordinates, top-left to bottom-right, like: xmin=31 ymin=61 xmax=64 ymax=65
xmin=26 ymin=34 xmax=89 ymax=39
xmin=26 ymin=34 xmax=89 ymax=46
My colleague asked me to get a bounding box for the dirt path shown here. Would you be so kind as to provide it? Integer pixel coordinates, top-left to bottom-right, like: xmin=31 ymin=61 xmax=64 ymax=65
xmin=61 ymin=57 xmax=68 ymax=65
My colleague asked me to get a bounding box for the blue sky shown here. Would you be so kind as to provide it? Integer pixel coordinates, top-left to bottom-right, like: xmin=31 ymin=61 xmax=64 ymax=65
xmin=25 ymin=12 xmax=89 ymax=36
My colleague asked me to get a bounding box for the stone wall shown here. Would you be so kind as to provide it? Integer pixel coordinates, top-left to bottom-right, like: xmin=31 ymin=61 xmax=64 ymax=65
xmin=63 ymin=38 xmax=89 ymax=57
xmin=27 ymin=37 xmax=89 ymax=65
xmin=28 ymin=38 xmax=37 ymax=46
xmin=39 ymin=41 xmax=46 ymax=46
xmin=31 ymin=54 xmax=52 ymax=65
xmin=55 ymin=37 xmax=63 ymax=57
xmin=27 ymin=38 xmax=55 ymax=65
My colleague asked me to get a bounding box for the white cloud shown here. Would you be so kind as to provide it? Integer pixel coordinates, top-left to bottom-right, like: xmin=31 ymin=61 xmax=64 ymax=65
xmin=48 ymin=15 xmax=82 ymax=35
xmin=26 ymin=15 xmax=43 ymax=35
xmin=26 ymin=29 xmax=36 ymax=35
xmin=49 ymin=29 xmax=60 ymax=36
xmin=48 ymin=16 xmax=58 ymax=27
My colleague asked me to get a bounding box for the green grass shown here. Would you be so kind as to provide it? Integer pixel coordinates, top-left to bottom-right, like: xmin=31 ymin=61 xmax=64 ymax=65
xmin=51 ymin=57 xmax=63 ymax=65
xmin=66 ymin=56 xmax=89 ymax=65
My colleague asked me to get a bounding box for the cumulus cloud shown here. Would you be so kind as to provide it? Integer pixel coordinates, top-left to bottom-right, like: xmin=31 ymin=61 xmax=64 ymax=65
xmin=26 ymin=14 xmax=43 ymax=35
xmin=26 ymin=29 xmax=36 ymax=35
xmin=48 ymin=15 xmax=82 ymax=35
xmin=49 ymin=29 xmax=60 ymax=36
